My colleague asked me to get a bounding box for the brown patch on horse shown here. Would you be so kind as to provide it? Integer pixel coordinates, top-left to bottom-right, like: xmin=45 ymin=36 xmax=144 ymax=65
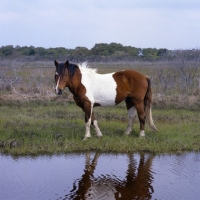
xmin=113 ymin=70 xmax=148 ymax=104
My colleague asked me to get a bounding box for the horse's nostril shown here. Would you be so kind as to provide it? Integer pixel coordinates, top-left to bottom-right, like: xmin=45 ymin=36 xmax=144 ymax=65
xmin=58 ymin=89 xmax=62 ymax=95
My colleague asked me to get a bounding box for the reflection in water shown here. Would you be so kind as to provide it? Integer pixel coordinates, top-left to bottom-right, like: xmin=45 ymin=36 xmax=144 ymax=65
xmin=0 ymin=152 xmax=200 ymax=200
xmin=67 ymin=153 xmax=154 ymax=200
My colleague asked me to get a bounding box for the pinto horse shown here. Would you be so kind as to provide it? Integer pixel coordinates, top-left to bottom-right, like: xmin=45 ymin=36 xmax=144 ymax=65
xmin=54 ymin=60 xmax=157 ymax=140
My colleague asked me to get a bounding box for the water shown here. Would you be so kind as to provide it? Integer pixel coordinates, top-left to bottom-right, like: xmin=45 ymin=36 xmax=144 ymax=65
xmin=0 ymin=152 xmax=200 ymax=200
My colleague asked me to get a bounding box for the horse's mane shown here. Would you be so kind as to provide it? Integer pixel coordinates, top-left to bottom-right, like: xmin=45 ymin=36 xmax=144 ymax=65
xmin=77 ymin=62 xmax=97 ymax=74
xmin=68 ymin=63 xmax=78 ymax=78
xmin=61 ymin=62 xmax=97 ymax=78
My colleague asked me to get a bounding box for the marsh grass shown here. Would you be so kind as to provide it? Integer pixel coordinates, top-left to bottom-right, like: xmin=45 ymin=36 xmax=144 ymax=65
xmin=0 ymin=102 xmax=200 ymax=155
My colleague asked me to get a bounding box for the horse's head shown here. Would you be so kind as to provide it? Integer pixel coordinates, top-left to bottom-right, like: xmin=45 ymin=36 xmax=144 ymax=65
xmin=54 ymin=60 xmax=69 ymax=95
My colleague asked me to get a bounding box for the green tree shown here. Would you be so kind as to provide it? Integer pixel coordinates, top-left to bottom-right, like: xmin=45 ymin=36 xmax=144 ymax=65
xmin=124 ymin=46 xmax=138 ymax=56
xmin=143 ymin=48 xmax=159 ymax=59
xmin=91 ymin=43 xmax=110 ymax=56
xmin=73 ymin=47 xmax=89 ymax=56
xmin=35 ymin=47 xmax=46 ymax=56
xmin=1 ymin=45 xmax=14 ymax=56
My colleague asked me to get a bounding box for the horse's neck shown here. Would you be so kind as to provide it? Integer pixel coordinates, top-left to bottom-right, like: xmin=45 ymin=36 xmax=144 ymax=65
xmin=68 ymin=81 xmax=78 ymax=95
xmin=67 ymin=70 xmax=82 ymax=95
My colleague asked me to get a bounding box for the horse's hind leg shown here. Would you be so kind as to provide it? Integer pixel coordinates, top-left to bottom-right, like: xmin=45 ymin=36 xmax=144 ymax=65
xmin=134 ymin=101 xmax=146 ymax=138
xmin=91 ymin=112 xmax=103 ymax=138
xmin=125 ymin=97 xmax=136 ymax=135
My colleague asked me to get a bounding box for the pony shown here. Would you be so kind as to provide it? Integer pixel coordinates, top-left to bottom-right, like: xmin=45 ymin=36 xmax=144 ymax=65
xmin=54 ymin=60 xmax=157 ymax=140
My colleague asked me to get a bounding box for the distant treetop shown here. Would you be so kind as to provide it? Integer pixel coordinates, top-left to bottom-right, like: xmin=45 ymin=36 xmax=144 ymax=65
xmin=0 ymin=43 xmax=169 ymax=62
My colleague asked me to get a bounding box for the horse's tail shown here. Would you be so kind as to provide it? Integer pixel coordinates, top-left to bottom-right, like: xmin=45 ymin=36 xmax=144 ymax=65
xmin=144 ymin=77 xmax=158 ymax=131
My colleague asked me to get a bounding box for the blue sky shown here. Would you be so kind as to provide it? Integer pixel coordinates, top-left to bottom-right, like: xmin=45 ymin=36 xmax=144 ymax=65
xmin=0 ymin=0 xmax=200 ymax=49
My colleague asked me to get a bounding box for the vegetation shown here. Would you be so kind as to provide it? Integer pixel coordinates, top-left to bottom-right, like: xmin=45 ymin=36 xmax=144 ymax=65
xmin=1 ymin=50 xmax=200 ymax=97
xmin=0 ymin=49 xmax=200 ymax=155
xmin=0 ymin=43 xmax=167 ymax=61
xmin=0 ymin=101 xmax=200 ymax=155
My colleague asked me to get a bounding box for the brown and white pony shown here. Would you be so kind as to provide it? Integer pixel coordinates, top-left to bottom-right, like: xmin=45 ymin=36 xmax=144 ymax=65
xmin=54 ymin=60 xmax=157 ymax=139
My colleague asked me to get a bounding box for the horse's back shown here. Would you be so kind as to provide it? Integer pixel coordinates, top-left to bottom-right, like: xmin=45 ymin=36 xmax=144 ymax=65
xmin=113 ymin=70 xmax=147 ymax=83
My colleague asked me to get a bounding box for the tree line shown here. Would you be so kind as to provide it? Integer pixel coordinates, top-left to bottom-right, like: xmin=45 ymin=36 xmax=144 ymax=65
xmin=0 ymin=43 xmax=167 ymax=62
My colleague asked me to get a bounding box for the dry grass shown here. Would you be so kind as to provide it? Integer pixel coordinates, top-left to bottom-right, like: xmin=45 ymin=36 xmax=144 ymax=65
xmin=0 ymin=60 xmax=200 ymax=109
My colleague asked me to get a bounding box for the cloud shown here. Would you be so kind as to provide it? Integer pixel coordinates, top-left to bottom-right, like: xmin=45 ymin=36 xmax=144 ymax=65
xmin=0 ymin=0 xmax=200 ymax=49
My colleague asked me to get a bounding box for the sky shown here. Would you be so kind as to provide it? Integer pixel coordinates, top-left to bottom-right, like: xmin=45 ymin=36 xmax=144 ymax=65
xmin=0 ymin=0 xmax=200 ymax=50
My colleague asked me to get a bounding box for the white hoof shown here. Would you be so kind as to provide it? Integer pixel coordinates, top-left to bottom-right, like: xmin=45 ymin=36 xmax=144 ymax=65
xmin=82 ymin=136 xmax=91 ymax=141
xmin=97 ymin=134 xmax=103 ymax=138
xmin=96 ymin=131 xmax=103 ymax=138
xmin=139 ymin=130 xmax=145 ymax=138
xmin=125 ymin=129 xmax=131 ymax=135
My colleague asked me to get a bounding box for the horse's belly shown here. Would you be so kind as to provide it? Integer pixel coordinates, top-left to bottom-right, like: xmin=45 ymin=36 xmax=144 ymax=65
xmin=92 ymin=87 xmax=116 ymax=106
xmin=95 ymin=97 xmax=116 ymax=106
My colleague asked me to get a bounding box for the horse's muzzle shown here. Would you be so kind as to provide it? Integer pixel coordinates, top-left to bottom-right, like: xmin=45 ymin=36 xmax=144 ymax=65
xmin=58 ymin=89 xmax=63 ymax=95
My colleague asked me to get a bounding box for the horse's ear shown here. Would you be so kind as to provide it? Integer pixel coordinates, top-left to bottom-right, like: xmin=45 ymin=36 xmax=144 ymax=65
xmin=65 ymin=60 xmax=69 ymax=67
xmin=55 ymin=60 xmax=59 ymax=67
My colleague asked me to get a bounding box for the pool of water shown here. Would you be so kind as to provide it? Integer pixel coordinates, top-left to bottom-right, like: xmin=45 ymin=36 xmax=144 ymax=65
xmin=0 ymin=152 xmax=200 ymax=200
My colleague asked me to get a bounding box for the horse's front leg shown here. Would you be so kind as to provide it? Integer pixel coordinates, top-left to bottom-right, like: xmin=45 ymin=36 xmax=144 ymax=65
xmin=83 ymin=101 xmax=103 ymax=140
xmin=91 ymin=111 xmax=103 ymax=138
xmin=83 ymin=101 xmax=93 ymax=140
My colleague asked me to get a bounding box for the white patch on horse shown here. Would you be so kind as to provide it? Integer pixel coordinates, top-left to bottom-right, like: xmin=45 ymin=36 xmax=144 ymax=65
xmin=79 ymin=64 xmax=117 ymax=106
xmin=85 ymin=118 xmax=92 ymax=138
xmin=78 ymin=62 xmax=97 ymax=73
xmin=84 ymin=103 xmax=94 ymax=139
xmin=93 ymin=120 xmax=103 ymax=137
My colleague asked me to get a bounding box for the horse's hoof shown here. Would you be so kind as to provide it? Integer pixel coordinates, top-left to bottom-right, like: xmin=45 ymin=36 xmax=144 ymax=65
xmin=139 ymin=131 xmax=145 ymax=138
xmin=82 ymin=136 xmax=90 ymax=141
xmin=139 ymin=135 xmax=145 ymax=139
xmin=97 ymin=135 xmax=103 ymax=138
xmin=125 ymin=130 xmax=131 ymax=135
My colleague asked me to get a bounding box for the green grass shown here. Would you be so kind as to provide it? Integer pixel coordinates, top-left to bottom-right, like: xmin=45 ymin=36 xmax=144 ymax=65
xmin=0 ymin=101 xmax=200 ymax=155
